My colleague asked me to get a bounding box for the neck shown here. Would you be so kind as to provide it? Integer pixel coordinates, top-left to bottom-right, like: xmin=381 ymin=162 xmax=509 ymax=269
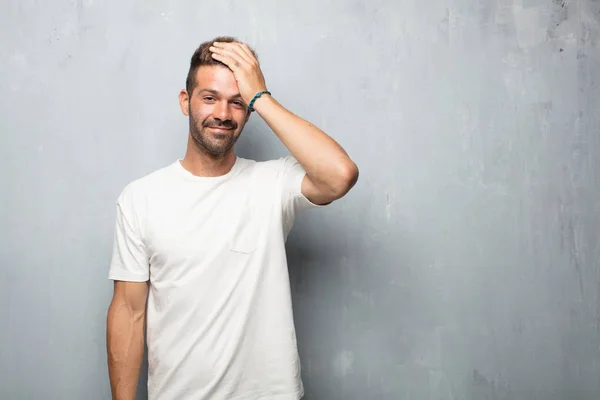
xmin=180 ymin=135 xmax=237 ymax=177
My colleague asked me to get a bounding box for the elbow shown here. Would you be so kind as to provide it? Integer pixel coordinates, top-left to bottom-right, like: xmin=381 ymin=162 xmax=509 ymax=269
xmin=332 ymin=161 xmax=359 ymax=198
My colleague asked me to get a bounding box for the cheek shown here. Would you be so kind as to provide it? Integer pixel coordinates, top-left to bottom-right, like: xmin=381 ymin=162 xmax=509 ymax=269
xmin=190 ymin=104 xmax=211 ymax=122
xmin=236 ymin=117 xmax=248 ymax=131
xmin=235 ymin=110 xmax=250 ymax=127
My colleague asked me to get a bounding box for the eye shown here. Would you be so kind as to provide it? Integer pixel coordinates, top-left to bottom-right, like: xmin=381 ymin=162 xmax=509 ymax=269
xmin=232 ymin=101 xmax=245 ymax=108
xmin=203 ymin=96 xmax=216 ymax=102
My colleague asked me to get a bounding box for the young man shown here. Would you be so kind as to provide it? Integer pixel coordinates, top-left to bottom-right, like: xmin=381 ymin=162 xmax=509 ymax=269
xmin=106 ymin=36 xmax=358 ymax=400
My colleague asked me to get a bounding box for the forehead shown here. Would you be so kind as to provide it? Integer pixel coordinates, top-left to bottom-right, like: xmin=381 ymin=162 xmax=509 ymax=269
xmin=193 ymin=65 xmax=240 ymax=96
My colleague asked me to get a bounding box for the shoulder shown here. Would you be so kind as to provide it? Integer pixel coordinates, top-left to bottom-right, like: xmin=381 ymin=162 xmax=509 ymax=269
xmin=116 ymin=162 xmax=176 ymax=206
xmin=235 ymin=156 xmax=305 ymax=190
xmin=241 ymin=155 xmax=309 ymax=183
xmin=243 ymin=156 xmax=300 ymax=176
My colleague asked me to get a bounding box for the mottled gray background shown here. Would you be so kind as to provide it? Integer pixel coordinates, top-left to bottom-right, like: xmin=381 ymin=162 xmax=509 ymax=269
xmin=1 ymin=0 xmax=599 ymax=399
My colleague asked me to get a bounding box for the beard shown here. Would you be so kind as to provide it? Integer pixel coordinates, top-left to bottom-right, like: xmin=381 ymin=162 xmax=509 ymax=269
xmin=188 ymin=108 xmax=243 ymax=157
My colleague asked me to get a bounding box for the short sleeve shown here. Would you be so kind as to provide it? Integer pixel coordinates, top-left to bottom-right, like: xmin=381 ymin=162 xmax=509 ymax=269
xmin=108 ymin=188 xmax=149 ymax=282
xmin=280 ymin=156 xmax=326 ymax=235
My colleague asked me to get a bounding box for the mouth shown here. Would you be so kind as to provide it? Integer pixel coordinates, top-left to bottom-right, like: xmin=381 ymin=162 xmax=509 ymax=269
xmin=208 ymin=126 xmax=233 ymax=132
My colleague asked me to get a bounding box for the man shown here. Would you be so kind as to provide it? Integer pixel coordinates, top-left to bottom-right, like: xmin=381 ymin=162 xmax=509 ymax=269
xmin=106 ymin=36 xmax=358 ymax=400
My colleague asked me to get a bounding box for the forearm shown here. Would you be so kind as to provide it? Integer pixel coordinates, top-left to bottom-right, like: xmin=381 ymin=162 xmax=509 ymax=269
xmin=106 ymin=301 xmax=145 ymax=400
xmin=253 ymin=95 xmax=358 ymax=192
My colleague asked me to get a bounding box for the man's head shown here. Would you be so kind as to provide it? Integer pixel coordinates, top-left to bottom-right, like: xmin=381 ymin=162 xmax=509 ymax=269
xmin=179 ymin=36 xmax=259 ymax=157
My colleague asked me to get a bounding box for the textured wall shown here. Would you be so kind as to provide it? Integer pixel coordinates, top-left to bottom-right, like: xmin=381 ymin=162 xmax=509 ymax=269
xmin=1 ymin=1 xmax=599 ymax=399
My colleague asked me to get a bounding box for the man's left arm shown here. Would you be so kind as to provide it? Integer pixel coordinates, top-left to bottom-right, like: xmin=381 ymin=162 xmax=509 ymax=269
xmin=210 ymin=41 xmax=359 ymax=205
xmin=253 ymin=95 xmax=359 ymax=205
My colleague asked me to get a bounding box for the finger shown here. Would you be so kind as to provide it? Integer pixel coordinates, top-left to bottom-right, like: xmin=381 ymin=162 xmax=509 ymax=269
xmin=227 ymin=43 xmax=254 ymax=64
xmin=210 ymin=52 xmax=240 ymax=70
xmin=238 ymin=43 xmax=258 ymax=65
xmin=232 ymin=43 xmax=256 ymax=65
xmin=210 ymin=45 xmax=248 ymax=69
xmin=214 ymin=42 xmax=253 ymax=65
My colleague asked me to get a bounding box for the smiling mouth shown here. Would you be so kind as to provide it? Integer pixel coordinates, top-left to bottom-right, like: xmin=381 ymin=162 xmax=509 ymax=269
xmin=208 ymin=126 xmax=233 ymax=131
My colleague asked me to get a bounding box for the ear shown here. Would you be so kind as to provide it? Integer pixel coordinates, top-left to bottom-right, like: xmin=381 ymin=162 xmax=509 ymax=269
xmin=179 ymin=89 xmax=190 ymax=116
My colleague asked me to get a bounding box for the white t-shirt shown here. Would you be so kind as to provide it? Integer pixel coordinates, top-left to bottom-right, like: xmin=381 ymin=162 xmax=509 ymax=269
xmin=108 ymin=155 xmax=324 ymax=400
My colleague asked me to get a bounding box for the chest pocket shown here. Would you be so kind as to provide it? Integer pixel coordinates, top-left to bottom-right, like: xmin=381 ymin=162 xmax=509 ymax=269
xmin=228 ymin=203 xmax=265 ymax=254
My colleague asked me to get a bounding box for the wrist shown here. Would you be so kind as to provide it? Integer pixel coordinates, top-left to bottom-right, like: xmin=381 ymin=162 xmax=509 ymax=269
xmin=248 ymin=90 xmax=271 ymax=112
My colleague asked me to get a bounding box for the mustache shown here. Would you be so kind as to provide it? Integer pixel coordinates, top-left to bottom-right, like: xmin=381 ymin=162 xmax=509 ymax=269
xmin=203 ymin=120 xmax=237 ymax=130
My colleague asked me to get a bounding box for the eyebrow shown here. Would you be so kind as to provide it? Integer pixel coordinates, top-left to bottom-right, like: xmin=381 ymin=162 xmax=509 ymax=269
xmin=198 ymin=88 xmax=243 ymax=100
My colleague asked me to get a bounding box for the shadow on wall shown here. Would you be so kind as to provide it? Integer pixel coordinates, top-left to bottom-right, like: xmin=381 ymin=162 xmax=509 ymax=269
xmin=136 ymin=338 xmax=149 ymax=399
xmin=283 ymin=190 xmax=431 ymax=399
xmin=284 ymin=216 xmax=436 ymax=399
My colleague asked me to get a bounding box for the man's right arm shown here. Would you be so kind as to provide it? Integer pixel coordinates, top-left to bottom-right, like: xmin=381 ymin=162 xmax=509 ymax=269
xmin=106 ymin=280 xmax=148 ymax=400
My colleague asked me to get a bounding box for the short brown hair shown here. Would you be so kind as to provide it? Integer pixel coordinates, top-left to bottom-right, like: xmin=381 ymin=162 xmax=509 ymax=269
xmin=185 ymin=36 xmax=259 ymax=95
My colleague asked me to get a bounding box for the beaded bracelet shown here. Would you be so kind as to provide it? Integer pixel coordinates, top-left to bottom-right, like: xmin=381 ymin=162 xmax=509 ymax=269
xmin=248 ymin=90 xmax=271 ymax=112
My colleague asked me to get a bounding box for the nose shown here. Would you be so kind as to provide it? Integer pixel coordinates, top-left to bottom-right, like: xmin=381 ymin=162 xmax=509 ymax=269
xmin=212 ymin=100 xmax=233 ymax=122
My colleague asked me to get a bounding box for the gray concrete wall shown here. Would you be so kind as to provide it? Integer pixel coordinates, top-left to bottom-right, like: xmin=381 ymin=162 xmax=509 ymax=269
xmin=1 ymin=1 xmax=599 ymax=399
